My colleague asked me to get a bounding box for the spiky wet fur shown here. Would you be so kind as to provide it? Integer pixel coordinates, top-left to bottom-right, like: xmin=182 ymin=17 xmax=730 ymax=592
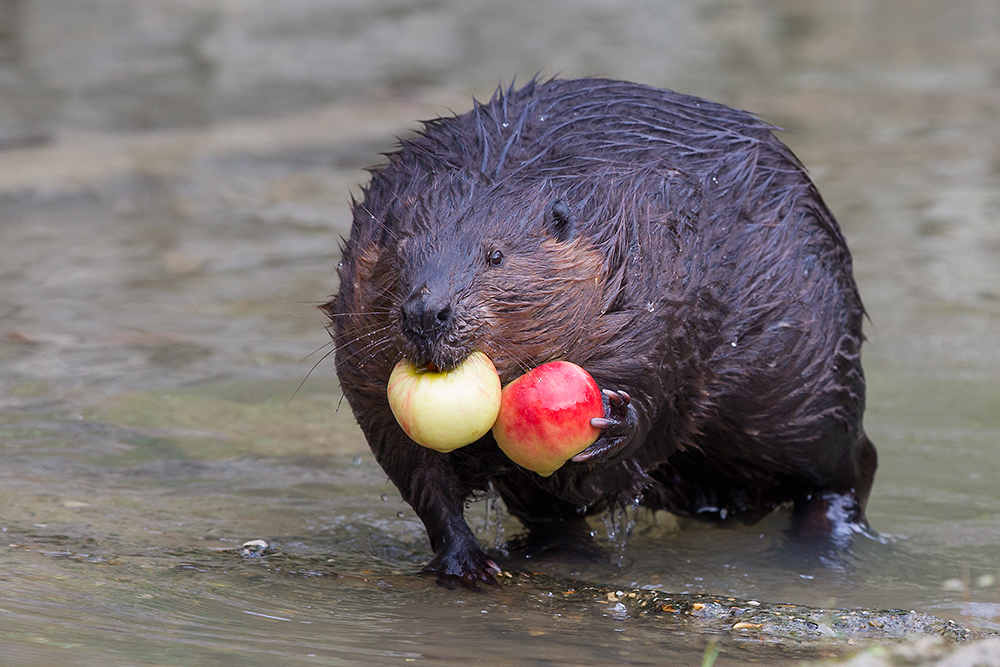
xmin=325 ymin=78 xmax=876 ymax=586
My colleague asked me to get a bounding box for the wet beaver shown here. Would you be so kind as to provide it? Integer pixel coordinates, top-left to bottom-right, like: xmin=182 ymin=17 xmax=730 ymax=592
xmin=325 ymin=77 xmax=877 ymax=586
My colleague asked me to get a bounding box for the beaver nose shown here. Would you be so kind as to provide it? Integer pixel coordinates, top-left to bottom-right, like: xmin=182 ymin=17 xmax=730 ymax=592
xmin=400 ymin=288 xmax=453 ymax=341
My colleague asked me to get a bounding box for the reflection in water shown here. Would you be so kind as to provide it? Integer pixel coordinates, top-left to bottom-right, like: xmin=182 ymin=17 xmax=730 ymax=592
xmin=1 ymin=0 xmax=999 ymax=664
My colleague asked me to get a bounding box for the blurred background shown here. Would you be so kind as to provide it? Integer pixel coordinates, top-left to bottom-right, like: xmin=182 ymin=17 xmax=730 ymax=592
xmin=1 ymin=1 xmax=998 ymax=665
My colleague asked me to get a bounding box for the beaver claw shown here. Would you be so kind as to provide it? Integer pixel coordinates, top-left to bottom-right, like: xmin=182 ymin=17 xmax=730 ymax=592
xmin=424 ymin=547 xmax=502 ymax=590
xmin=572 ymin=389 xmax=636 ymax=462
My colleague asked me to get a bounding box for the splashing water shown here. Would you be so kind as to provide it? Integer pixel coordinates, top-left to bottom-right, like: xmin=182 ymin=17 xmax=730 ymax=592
xmin=601 ymin=500 xmax=641 ymax=567
xmin=468 ymin=482 xmax=508 ymax=554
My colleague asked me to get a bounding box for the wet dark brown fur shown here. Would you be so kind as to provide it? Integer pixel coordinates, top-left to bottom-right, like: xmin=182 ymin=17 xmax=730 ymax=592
xmin=325 ymin=78 xmax=877 ymax=586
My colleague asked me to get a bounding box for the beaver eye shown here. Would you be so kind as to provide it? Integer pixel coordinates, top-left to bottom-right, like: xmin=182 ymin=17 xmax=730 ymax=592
xmin=487 ymin=249 xmax=504 ymax=267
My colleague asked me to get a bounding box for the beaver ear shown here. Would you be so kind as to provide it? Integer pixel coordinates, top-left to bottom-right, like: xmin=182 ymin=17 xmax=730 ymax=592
xmin=544 ymin=199 xmax=575 ymax=243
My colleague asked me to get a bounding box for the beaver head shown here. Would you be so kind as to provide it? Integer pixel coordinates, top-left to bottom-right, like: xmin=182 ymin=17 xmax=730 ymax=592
xmin=339 ymin=174 xmax=608 ymax=386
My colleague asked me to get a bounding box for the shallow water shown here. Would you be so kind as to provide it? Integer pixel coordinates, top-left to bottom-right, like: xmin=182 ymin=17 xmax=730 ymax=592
xmin=1 ymin=1 xmax=999 ymax=664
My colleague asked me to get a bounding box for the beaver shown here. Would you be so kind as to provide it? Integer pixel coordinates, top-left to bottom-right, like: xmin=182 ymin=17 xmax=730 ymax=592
xmin=325 ymin=77 xmax=877 ymax=587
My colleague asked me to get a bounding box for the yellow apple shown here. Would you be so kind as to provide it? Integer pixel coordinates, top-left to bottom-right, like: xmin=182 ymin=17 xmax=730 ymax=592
xmin=387 ymin=351 xmax=502 ymax=452
xmin=492 ymin=361 xmax=604 ymax=476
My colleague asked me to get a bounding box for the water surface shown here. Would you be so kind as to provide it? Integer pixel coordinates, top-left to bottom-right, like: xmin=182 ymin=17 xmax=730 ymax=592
xmin=2 ymin=1 xmax=999 ymax=664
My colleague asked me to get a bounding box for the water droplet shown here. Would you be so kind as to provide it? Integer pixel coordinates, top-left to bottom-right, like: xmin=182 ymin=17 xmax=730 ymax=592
xmin=484 ymin=482 xmax=508 ymax=552
xmin=352 ymin=454 xmax=363 ymax=465
xmin=601 ymin=504 xmax=638 ymax=567
xmin=396 ymin=511 xmax=405 ymax=518
xmin=501 ymin=121 xmax=509 ymax=128
xmin=380 ymin=493 xmax=388 ymax=501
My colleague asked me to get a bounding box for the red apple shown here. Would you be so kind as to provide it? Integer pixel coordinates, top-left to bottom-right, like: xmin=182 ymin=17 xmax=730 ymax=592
xmin=387 ymin=351 xmax=502 ymax=453
xmin=492 ymin=361 xmax=604 ymax=477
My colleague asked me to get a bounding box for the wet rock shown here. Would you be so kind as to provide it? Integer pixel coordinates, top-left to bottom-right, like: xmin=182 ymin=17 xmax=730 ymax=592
xmin=237 ymin=539 xmax=271 ymax=557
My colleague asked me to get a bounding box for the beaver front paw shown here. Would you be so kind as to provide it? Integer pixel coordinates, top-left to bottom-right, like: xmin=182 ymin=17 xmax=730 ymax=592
xmin=423 ymin=545 xmax=502 ymax=589
xmin=571 ymin=389 xmax=637 ymax=462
